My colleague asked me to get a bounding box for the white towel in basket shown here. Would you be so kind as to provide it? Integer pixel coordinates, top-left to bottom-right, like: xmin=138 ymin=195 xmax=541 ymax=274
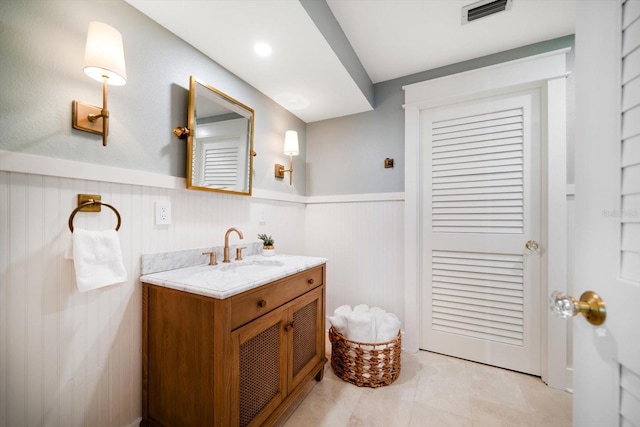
xmin=346 ymin=312 xmax=376 ymax=343
xmin=376 ymin=312 xmax=401 ymax=342
xmin=328 ymin=304 xmax=401 ymax=344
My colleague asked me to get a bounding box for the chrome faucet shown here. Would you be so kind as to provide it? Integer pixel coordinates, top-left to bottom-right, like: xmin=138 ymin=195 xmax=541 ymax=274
xmin=223 ymin=227 xmax=244 ymax=263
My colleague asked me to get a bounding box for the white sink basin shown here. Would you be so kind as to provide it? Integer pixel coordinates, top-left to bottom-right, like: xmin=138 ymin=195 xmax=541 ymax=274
xmin=220 ymin=259 xmax=285 ymax=274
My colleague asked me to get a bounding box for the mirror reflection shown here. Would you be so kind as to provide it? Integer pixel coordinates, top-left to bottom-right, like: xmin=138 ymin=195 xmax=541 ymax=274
xmin=187 ymin=76 xmax=254 ymax=195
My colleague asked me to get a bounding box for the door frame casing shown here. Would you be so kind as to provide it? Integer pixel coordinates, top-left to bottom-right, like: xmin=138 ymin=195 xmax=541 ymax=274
xmin=403 ymin=49 xmax=570 ymax=389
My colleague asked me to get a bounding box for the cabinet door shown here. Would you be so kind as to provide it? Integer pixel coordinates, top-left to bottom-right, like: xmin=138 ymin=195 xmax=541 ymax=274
xmin=287 ymin=286 xmax=325 ymax=392
xmin=231 ymin=307 xmax=288 ymax=427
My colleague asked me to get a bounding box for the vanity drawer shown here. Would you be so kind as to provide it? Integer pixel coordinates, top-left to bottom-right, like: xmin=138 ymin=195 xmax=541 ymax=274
xmin=230 ymin=264 xmax=324 ymax=329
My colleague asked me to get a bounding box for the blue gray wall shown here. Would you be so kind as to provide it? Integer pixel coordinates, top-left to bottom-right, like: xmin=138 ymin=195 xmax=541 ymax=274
xmin=306 ymin=35 xmax=575 ymax=196
xmin=0 ymin=0 xmax=307 ymax=195
xmin=0 ymin=0 xmax=574 ymax=198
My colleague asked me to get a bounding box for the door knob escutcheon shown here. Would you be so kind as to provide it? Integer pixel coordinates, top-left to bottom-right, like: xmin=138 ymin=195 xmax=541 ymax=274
xmin=550 ymin=290 xmax=606 ymax=325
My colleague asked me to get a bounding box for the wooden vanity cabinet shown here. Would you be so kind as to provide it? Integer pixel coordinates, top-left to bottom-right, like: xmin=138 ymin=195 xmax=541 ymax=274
xmin=141 ymin=264 xmax=326 ymax=427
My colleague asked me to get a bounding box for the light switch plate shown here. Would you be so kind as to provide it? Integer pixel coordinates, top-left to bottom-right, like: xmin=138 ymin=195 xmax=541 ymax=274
xmin=155 ymin=201 xmax=171 ymax=225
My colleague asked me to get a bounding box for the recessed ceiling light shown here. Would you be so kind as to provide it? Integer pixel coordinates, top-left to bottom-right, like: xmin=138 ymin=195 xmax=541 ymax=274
xmin=274 ymin=93 xmax=310 ymax=111
xmin=254 ymin=42 xmax=272 ymax=57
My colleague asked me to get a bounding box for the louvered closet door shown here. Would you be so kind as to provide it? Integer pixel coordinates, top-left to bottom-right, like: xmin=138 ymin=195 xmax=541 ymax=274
xmin=421 ymin=89 xmax=542 ymax=375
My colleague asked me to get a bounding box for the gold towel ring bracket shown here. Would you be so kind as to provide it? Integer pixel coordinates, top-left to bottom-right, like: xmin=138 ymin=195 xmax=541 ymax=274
xmin=68 ymin=198 xmax=122 ymax=232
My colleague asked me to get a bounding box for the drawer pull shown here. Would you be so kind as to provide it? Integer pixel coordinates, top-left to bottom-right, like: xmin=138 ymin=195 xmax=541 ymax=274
xmin=284 ymin=321 xmax=296 ymax=332
xmin=258 ymin=299 xmax=267 ymax=308
xmin=307 ymin=278 xmax=314 ymax=285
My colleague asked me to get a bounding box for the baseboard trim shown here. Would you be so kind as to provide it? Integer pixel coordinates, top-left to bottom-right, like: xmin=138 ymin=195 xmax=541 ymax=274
xmin=565 ymin=367 xmax=574 ymax=393
xmin=124 ymin=417 xmax=142 ymax=427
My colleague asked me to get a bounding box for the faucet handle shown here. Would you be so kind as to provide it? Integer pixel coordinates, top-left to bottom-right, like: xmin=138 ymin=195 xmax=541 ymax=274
xmin=202 ymin=251 xmax=217 ymax=266
xmin=235 ymin=247 xmax=246 ymax=261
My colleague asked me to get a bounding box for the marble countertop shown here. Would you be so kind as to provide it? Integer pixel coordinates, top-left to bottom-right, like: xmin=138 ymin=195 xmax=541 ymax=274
xmin=140 ymin=254 xmax=327 ymax=299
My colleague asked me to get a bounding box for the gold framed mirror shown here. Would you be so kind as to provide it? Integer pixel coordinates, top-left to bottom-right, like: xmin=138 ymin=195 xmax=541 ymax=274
xmin=183 ymin=76 xmax=255 ymax=195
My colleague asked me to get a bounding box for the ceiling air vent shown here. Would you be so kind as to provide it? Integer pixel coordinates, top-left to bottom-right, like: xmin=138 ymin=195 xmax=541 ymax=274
xmin=462 ymin=0 xmax=513 ymax=25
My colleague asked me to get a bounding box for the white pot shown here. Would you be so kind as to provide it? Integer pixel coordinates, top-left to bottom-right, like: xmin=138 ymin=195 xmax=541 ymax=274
xmin=262 ymin=247 xmax=275 ymax=257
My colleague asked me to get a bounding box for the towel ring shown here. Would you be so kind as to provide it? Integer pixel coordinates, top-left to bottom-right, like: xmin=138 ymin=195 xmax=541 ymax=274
xmin=68 ymin=200 xmax=122 ymax=232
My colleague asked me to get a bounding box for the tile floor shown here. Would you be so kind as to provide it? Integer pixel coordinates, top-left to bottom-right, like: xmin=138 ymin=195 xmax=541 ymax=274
xmin=279 ymin=345 xmax=572 ymax=427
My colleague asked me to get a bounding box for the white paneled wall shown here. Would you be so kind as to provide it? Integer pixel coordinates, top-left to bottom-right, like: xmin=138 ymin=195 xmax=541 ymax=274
xmin=0 ymin=169 xmax=305 ymax=427
xmin=305 ymin=199 xmax=405 ymax=325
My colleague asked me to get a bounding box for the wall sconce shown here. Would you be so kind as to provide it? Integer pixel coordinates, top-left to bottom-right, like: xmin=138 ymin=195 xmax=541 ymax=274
xmin=72 ymin=22 xmax=127 ymax=147
xmin=275 ymin=130 xmax=299 ymax=185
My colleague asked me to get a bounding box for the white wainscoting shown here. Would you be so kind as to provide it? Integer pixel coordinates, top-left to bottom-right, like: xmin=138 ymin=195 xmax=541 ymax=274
xmin=305 ymin=199 xmax=405 ymax=326
xmin=0 ymin=165 xmax=306 ymax=427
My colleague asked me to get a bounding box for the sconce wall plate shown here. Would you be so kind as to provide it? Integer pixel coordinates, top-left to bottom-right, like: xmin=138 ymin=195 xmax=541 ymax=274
xmin=275 ymin=164 xmax=285 ymax=179
xmin=72 ymin=101 xmax=107 ymax=136
xmin=77 ymin=194 xmax=102 ymax=212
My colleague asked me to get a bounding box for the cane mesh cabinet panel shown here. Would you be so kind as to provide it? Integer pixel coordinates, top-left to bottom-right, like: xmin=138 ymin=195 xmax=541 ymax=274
xmin=239 ymin=323 xmax=282 ymax=427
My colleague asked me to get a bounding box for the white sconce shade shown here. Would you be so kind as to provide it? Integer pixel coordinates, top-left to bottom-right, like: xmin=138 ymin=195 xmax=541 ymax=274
xmin=83 ymin=22 xmax=127 ymax=86
xmin=275 ymin=130 xmax=299 ymax=184
xmin=283 ymin=130 xmax=299 ymax=156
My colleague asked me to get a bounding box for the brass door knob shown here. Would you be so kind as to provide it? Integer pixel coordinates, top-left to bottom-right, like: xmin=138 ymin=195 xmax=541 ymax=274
xmin=549 ymin=290 xmax=606 ymax=325
xmin=525 ymin=239 xmax=540 ymax=252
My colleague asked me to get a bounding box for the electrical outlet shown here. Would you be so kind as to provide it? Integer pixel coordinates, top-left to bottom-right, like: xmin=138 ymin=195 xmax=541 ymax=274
xmin=155 ymin=201 xmax=171 ymax=225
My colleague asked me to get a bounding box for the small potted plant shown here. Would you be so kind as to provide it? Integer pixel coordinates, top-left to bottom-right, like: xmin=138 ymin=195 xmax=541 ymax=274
xmin=257 ymin=233 xmax=275 ymax=256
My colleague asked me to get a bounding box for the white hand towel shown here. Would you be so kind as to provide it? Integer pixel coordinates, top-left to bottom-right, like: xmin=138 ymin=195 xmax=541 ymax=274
xmin=71 ymin=228 xmax=127 ymax=293
xmin=376 ymin=312 xmax=401 ymax=343
xmin=346 ymin=312 xmax=376 ymax=343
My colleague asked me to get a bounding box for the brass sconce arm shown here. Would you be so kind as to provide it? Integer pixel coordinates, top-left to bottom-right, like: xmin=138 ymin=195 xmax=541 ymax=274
xmin=275 ymin=154 xmax=295 ymax=185
xmin=73 ymin=76 xmax=110 ymax=147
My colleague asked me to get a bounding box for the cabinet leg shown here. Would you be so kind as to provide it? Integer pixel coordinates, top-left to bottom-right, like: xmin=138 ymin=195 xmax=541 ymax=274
xmin=315 ymin=366 xmax=325 ymax=382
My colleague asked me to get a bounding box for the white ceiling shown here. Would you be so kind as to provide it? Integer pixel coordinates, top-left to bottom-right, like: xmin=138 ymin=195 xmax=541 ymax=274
xmin=126 ymin=0 xmax=575 ymax=123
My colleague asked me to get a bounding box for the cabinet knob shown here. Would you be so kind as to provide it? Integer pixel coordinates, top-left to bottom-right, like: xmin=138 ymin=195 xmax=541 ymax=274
xmin=285 ymin=321 xmax=296 ymax=332
xmin=258 ymin=299 xmax=267 ymax=308
xmin=307 ymin=278 xmax=314 ymax=285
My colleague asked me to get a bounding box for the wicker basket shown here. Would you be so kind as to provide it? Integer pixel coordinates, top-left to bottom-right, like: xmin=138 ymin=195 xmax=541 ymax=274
xmin=328 ymin=326 xmax=401 ymax=388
